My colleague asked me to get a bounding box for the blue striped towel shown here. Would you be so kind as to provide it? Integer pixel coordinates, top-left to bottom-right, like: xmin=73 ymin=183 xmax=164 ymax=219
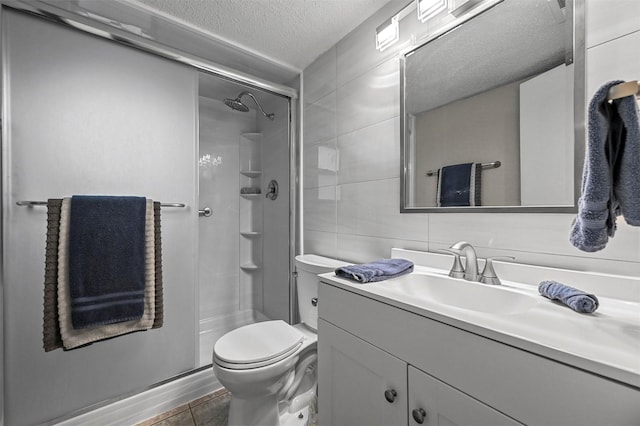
xmin=68 ymin=196 xmax=147 ymax=328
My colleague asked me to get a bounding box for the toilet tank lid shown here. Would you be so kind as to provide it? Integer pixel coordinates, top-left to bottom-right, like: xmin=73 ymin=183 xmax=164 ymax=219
xmin=214 ymin=320 xmax=303 ymax=364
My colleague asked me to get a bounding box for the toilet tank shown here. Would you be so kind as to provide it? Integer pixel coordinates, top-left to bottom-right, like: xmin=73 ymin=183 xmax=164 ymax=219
xmin=295 ymin=254 xmax=348 ymax=331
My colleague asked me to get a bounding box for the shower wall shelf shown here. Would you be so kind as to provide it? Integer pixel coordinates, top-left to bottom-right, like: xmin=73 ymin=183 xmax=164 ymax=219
xmin=240 ymin=193 xmax=261 ymax=199
xmin=239 ymin=133 xmax=263 ymax=306
xmin=240 ymin=263 xmax=261 ymax=271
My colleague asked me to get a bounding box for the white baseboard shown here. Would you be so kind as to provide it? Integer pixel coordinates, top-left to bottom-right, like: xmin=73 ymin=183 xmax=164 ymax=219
xmin=55 ymin=369 xmax=221 ymax=426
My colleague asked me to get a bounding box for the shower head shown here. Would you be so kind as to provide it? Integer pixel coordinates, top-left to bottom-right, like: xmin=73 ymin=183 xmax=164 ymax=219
xmin=224 ymin=97 xmax=250 ymax=112
xmin=223 ymin=91 xmax=275 ymax=120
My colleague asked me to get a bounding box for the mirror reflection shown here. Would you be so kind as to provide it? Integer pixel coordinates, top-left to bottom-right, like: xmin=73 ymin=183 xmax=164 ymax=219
xmin=401 ymin=0 xmax=583 ymax=212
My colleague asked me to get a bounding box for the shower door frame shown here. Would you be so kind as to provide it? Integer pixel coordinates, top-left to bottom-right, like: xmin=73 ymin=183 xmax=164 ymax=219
xmin=0 ymin=0 xmax=300 ymax=423
xmin=1 ymin=1 xmax=298 ymax=99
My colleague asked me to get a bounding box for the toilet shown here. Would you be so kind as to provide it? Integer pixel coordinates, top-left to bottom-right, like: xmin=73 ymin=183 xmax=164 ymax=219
xmin=213 ymin=254 xmax=347 ymax=426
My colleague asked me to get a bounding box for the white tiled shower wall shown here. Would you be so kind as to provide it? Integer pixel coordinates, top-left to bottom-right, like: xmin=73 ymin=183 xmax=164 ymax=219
xmin=302 ymin=0 xmax=640 ymax=276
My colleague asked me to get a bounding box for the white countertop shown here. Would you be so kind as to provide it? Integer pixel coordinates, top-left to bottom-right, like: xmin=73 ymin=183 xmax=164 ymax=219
xmin=319 ymin=264 xmax=640 ymax=389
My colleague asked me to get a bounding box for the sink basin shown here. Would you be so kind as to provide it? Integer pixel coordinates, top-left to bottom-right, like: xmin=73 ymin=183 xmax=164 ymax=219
xmin=378 ymin=273 xmax=538 ymax=315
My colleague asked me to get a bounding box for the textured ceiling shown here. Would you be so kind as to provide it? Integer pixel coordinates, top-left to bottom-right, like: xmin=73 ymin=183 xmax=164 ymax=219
xmin=130 ymin=0 xmax=394 ymax=71
xmin=405 ymin=0 xmax=568 ymax=114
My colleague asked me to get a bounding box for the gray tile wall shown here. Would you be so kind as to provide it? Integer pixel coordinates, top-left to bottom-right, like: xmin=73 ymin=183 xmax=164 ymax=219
xmin=302 ymin=0 xmax=640 ymax=276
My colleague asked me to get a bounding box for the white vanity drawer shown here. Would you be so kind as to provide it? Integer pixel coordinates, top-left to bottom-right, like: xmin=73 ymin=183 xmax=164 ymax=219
xmin=319 ymin=282 xmax=640 ymax=426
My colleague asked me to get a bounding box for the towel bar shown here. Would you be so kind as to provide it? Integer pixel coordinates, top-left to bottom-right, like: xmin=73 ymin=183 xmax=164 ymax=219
xmin=607 ymin=80 xmax=639 ymax=102
xmin=16 ymin=200 xmax=187 ymax=208
xmin=425 ymin=160 xmax=501 ymax=177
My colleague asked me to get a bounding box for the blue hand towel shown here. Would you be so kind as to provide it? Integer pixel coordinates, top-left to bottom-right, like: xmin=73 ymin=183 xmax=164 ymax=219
xmin=69 ymin=196 xmax=147 ymax=329
xmin=335 ymin=259 xmax=414 ymax=283
xmin=614 ymin=88 xmax=640 ymax=226
xmin=538 ymin=280 xmax=599 ymax=314
xmin=570 ymin=80 xmax=640 ymax=252
xmin=436 ymin=163 xmax=481 ymax=207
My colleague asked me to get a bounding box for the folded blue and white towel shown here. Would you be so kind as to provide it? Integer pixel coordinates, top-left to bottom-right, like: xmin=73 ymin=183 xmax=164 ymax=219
xmin=538 ymin=280 xmax=599 ymax=314
xmin=335 ymin=258 xmax=414 ymax=283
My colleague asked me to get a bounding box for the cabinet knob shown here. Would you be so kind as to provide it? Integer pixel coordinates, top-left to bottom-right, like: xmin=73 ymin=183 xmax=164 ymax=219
xmin=384 ymin=389 xmax=398 ymax=403
xmin=412 ymin=408 xmax=427 ymax=424
xmin=311 ymin=297 xmax=318 ymax=307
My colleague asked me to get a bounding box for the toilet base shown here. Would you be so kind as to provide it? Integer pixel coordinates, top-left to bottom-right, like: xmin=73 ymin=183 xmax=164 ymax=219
xmin=278 ymin=405 xmax=312 ymax=426
xmin=228 ymin=394 xmax=280 ymax=426
xmin=227 ymin=365 xmax=317 ymax=426
xmin=277 ymin=375 xmax=317 ymax=426
xmin=227 ymin=393 xmax=316 ymax=426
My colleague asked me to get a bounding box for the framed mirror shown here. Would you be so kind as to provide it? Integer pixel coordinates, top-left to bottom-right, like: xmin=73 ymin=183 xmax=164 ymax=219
xmin=400 ymin=0 xmax=584 ymax=213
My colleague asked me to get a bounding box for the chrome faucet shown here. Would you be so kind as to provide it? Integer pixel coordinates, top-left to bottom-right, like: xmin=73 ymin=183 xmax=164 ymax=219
xmin=441 ymin=241 xmax=516 ymax=284
xmin=449 ymin=241 xmax=479 ymax=281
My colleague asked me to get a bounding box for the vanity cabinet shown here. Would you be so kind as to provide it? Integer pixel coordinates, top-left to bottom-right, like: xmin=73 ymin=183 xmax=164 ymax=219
xmin=408 ymin=366 xmax=520 ymax=426
xmin=319 ymin=318 xmax=520 ymax=426
xmin=318 ymin=318 xmax=407 ymax=426
xmin=318 ymin=282 xmax=640 ymax=426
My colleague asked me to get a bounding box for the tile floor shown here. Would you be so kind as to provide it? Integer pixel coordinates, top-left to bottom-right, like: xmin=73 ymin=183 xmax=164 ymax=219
xmin=136 ymin=389 xmax=231 ymax=426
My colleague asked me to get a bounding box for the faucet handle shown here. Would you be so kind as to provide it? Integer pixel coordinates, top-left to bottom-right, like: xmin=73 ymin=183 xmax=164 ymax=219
xmin=436 ymin=249 xmax=465 ymax=279
xmin=479 ymin=256 xmax=515 ymax=285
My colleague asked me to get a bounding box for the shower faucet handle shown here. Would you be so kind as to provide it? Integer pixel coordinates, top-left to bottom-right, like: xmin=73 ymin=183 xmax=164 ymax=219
xmin=266 ymin=180 xmax=278 ymax=200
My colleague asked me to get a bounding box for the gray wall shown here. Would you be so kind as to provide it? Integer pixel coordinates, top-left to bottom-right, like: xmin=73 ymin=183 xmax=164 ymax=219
xmin=3 ymin=10 xmax=198 ymax=425
xmin=302 ymin=0 xmax=640 ymax=276
xmin=414 ymin=80 xmax=521 ymax=207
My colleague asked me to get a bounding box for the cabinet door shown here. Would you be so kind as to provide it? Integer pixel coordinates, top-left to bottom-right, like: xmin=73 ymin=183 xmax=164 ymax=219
xmin=318 ymin=319 xmax=408 ymax=426
xmin=408 ymin=366 xmax=522 ymax=426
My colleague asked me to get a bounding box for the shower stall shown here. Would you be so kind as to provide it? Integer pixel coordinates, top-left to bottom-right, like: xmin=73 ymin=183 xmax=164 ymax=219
xmin=1 ymin=3 xmax=297 ymax=424
xmin=197 ymin=74 xmax=294 ymax=368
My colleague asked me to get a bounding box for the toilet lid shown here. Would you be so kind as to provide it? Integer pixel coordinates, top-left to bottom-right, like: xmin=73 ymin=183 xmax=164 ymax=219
xmin=214 ymin=320 xmax=304 ymax=365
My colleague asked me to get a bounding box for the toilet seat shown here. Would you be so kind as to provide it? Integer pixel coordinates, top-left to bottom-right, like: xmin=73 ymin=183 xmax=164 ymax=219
xmin=213 ymin=320 xmax=304 ymax=370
